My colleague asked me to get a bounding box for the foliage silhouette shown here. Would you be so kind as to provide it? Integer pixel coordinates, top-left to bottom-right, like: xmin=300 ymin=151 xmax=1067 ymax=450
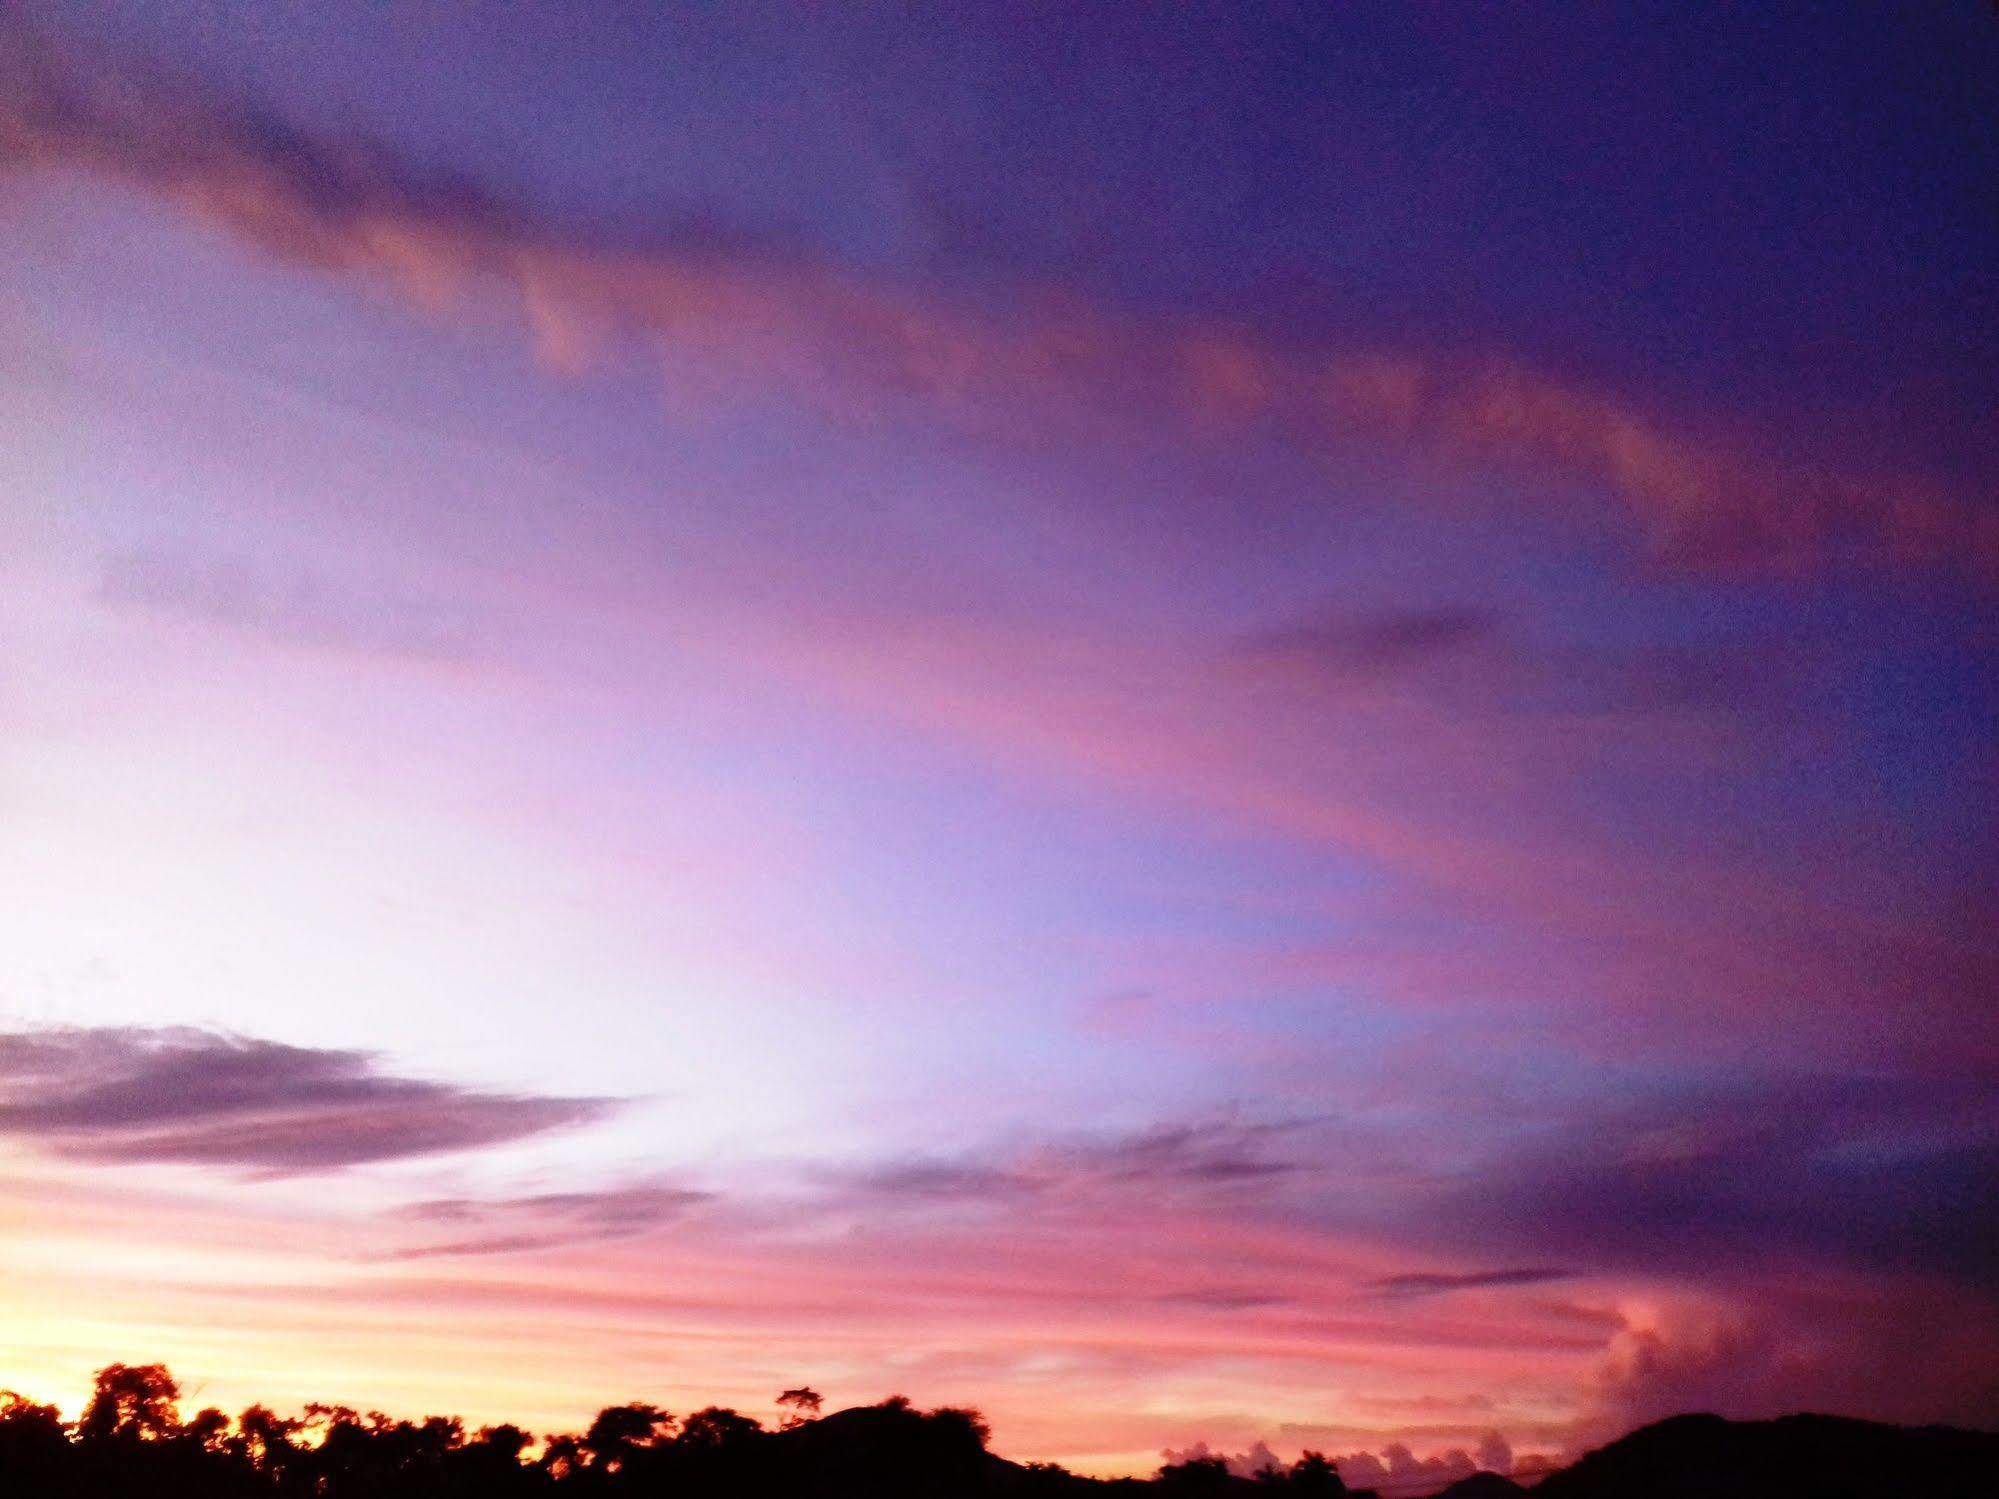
xmin=1 ymin=1363 xmax=1994 ymax=1498
xmin=777 ymin=1387 xmax=823 ymax=1429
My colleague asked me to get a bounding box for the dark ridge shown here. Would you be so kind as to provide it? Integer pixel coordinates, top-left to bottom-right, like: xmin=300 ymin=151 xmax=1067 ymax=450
xmin=1532 ymin=1412 xmax=1999 ymax=1499
xmin=1435 ymin=1474 xmax=1528 ymax=1499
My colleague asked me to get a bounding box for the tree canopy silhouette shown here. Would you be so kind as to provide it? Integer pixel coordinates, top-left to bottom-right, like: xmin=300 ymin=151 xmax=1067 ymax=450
xmin=2 ymin=1362 xmax=1994 ymax=1498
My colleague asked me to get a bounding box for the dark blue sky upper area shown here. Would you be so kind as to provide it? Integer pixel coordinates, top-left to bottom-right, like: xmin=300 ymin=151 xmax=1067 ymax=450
xmin=31 ymin=1 xmax=1999 ymax=484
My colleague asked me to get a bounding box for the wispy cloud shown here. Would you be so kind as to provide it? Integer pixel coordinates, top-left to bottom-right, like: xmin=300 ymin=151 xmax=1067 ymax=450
xmin=1239 ymin=606 xmax=1503 ymax=678
xmin=1365 ymin=1268 xmax=1572 ymax=1300
xmin=852 ymin=1118 xmax=1306 ymax=1209
xmin=0 ymin=1027 xmax=615 ymax=1173
xmin=387 ymin=1183 xmax=712 ymax=1259
xmin=3 ymin=21 xmax=1989 ymax=585
xmin=1233 ymin=601 xmax=1808 ymax=721
xmin=857 ymin=1161 xmax=1037 ymax=1201
xmin=1155 ymin=1287 xmax=1291 ymax=1312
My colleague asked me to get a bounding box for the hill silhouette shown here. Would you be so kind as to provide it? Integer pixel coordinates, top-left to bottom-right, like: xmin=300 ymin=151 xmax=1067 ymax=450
xmin=1531 ymin=1412 xmax=1998 ymax=1499
xmin=2 ymin=1363 xmax=1994 ymax=1497
xmin=1434 ymin=1474 xmax=1528 ymax=1499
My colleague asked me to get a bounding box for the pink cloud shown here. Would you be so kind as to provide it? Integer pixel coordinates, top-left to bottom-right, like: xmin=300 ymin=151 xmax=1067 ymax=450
xmin=3 ymin=22 xmax=1991 ymax=587
xmin=1577 ymin=1273 xmax=1999 ymax=1444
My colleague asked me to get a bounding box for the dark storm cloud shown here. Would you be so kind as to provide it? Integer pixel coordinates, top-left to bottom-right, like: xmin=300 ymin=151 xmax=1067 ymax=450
xmin=0 ymin=1027 xmax=615 ymax=1172
xmin=1438 ymin=1072 xmax=1999 ymax=1286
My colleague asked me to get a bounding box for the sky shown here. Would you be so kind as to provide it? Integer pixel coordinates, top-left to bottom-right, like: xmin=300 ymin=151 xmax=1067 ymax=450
xmin=1 ymin=0 xmax=1995 ymax=1481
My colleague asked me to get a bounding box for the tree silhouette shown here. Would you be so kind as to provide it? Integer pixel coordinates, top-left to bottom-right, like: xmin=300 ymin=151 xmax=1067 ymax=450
xmin=581 ymin=1402 xmax=674 ymax=1472
xmin=0 ymin=1389 xmax=68 ymax=1485
xmin=778 ymin=1386 xmax=824 ymax=1428
xmin=184 ymin=1406 xmax=233 ymax=1455
xmin=234 ymin=1404 xmax=303 ymax=1476
xmin=680 ymin=1406 xmax=763 ymax=1448
xmin=473 ymin=1423 xmax=534 ymax=1463
xmin=79 ymin=1363 xmax=183 ymax=1444
xmin=1158 ymin=1452 xmax=1232 ymax=1494
xmin=1286 ymin=1451 xmax=1347 ymax=1495
xmin=540 ymin=1431 xmax=586 ymax=1481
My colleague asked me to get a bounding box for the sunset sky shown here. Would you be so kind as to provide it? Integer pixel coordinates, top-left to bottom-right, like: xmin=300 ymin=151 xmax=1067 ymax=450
xmin=2 ymin=1 xmax=1995 ymax=1481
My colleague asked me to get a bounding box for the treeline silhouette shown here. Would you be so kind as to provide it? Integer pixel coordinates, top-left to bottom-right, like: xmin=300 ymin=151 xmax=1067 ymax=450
xmin=5 ymin=1364 xmax=1995 ymax=1498
xmin=0 ymin=1362 xmax=1352 ymax=1497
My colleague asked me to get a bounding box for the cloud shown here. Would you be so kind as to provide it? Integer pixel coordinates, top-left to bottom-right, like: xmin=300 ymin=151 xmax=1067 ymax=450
xmin=1332 ymin=1441 xmax=1481 ymax=1493
xmin=1060 ymin=1119 xmax=1303 ymax=1186
xmin=1238 ymin=606 xmax=1504 ymax=679
xmin=765 ymin=595 xmax=1996 ymax=1096
xmin=851 ymin=1118 xmax=1305 ymax=1209
xmin=1234 ymin=601 xmax=1814 ymax=724
xmin=2 ymin=21 xmax=1990 ymax=585
xmin=1367 ymin=1268 xmax=1572 ymax=1300
xmin=1578 ymin=1278 xmax=1999 ymax=1442
xmin=857 ymin=1161 xmax=1037 ymax=1201
xmin=386 ymin=1183 xmax=711 ymax=1259
xmin=1164 ymin=1434 xmax=1506 ymax=1492
xmin=0 ymin=1027 xmax=615 ymax=1172
xmin=822 ymin=1064 xmax=1996 ymax=1330
xmin=1440 ymin=1071 xmax=1999 ymax=1286
xmin=1160 ymin=1438 xmax=1287 ymax=1480
xmin=1155 ymin=1287 xmax=1290 ymax=1312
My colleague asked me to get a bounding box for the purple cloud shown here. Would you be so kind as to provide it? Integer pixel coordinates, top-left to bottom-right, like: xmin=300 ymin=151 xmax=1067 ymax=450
xmin=0 ymin=1027 xmax=615 ymax=1172
xmin=1240 ymin=606 xmax=1504 ymax=678
xmin=858 ymin=1161 xmax=1038 ymax=1200
xmin=853 ymin=1117 xmax=1305 ymax=1208
xmin=1234 ymin=602 xmax=1804 ymax=722
xmin=1058 ymin=1119 xmax=1305 ymax=1187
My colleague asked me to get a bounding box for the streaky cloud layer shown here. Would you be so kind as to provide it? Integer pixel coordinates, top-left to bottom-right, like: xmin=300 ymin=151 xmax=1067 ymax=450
xmin=0 ymin=1 xmax=1994 ymax=1479
xmin=3 ymin=19 xmax=1993 ymax=586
